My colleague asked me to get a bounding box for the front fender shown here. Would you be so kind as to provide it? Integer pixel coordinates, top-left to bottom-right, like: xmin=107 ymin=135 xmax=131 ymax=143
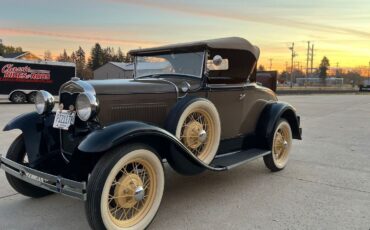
xmin=3 ymin=112 xmax=58 ymax=165
xmin=78 ymin=121 xmax=224 ymax=175
xmin=257 ymin=102 xmax=302 ymax=143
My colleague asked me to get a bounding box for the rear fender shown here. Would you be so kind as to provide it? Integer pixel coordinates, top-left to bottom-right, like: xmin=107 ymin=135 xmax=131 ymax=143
xmin=257 ymin=102 xmax=302 ymax=146
xmin=78 ymin=121 xmax=220 ymax=175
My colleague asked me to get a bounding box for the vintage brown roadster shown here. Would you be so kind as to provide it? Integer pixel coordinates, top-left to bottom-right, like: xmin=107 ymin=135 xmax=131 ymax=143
xmin=0 ymin=37 xmax=301 ymax=230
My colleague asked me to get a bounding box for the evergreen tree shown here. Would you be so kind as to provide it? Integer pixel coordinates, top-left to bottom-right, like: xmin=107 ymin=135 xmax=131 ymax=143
xmin=0 ymin=43 xmax=23 ymax=56
xmin=75 ymin=47 xmax=86 ymax=78
xmin=88 ymin=43 xmax=103 ymax=70
xmin=57 ymin=49 xmax=71 ymax=62
xmin=70 ymin=51 xmax=77 ymax=63
xmin=117 ymin=48 xmax=125 ymax=62
xmin=124 ymin=53 xmax=133 ymax=63
xmin=319 ymin=56 xmax=330 ymax=78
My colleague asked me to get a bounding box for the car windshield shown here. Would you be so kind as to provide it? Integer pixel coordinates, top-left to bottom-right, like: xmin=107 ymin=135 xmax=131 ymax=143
xmin=134 ymin=51 xmax=205 ymax=79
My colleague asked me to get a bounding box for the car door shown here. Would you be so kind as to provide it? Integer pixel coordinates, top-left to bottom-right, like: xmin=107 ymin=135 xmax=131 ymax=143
xmin=206 ymin=84 xmax=245 ymax=139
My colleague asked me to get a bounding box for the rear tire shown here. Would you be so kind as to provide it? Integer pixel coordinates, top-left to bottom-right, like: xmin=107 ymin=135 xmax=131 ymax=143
xmin=10 ymin=91 xmax=27 ymax=104
xmin=263 ymin=119 xmax=292 ymax=172
xmin=5 ymin=134 xmax=53 ymax=198
xmin=85 ymin=144 xmax=165 ymax=230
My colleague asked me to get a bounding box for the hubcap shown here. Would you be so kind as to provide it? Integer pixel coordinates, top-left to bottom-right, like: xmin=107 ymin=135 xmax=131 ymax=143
xmin=134 ymin=186 xmax=145 ymax=201
xmin=180 ymin=110 xmax=214 ymax=161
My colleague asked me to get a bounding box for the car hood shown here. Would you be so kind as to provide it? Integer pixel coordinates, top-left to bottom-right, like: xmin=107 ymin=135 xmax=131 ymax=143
xmin=87 ymin=78 xmax=178 ymax=95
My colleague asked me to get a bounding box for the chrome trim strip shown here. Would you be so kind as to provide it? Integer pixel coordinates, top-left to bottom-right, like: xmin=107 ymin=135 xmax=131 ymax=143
xmin=59 ymin=78 xmax=96 ymax=96
xmin=206 ymin=83 xmax=248 ymax=89
xmin=0 ymin=156 xmax=86 ymax=200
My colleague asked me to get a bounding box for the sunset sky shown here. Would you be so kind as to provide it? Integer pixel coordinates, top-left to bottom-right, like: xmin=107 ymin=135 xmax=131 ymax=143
xmin=0 ymin=0 xmax=369 ymax=71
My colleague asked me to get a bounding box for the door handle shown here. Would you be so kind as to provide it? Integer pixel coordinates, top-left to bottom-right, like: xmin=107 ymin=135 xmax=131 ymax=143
xmin=239 ymin=93 xmax=246 ymax=100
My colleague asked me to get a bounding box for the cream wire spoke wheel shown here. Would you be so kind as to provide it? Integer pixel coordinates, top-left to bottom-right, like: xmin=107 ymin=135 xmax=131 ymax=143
xmin=264 ymin=119 xmax=293 ymax=171
xmin=175 ymin=99 xmax=221 ymax=164
xmin=86 ymin=145 xmax=164 ymax=230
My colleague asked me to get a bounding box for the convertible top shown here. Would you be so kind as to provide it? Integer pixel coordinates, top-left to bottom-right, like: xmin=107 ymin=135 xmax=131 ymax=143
xmin=129 ymin=37 xmax=260 ymax=59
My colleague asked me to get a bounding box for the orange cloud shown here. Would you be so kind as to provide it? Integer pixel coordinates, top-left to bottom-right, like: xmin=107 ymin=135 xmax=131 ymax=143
xmin=108 ymin=0 xmax=370 ymax=39
xmin=0 ymin=27 xmax=164 ymax=47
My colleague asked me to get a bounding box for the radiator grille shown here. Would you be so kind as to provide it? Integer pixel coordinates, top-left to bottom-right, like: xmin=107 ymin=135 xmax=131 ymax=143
xmin=111 ymin=103 xmax=168 ymax=124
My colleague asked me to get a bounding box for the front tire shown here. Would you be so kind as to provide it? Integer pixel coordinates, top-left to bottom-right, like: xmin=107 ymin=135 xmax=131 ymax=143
xmin=85 ymin=144 xmax=165 ymax=230
xmin=263 ymin=119 xmax=293 ymax=172
xmin=5 ymin=134 xmax=53 ymax=198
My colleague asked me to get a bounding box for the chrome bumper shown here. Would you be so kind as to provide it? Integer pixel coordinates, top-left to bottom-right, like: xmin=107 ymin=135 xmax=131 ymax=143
xmin=0 ymin=155 xmax=86 ymax=200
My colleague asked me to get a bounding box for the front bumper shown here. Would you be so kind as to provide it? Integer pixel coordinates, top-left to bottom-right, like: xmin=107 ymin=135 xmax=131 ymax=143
xmin=0 ymin=155 xmax=86 ymax=200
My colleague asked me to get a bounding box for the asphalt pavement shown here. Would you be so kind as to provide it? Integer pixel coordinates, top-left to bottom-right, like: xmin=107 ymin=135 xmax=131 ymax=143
xmin=0 ymin=94 xmax=369 ymax=230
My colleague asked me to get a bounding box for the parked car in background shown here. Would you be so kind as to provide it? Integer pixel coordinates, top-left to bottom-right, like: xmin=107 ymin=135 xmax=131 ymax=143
xmin=359 ymin=79 xmax=370 ymax=92
xmin=0 ymin=58 xmax=75 ymax=103
xmin=0 ymin=37 xmax=302 ymax=230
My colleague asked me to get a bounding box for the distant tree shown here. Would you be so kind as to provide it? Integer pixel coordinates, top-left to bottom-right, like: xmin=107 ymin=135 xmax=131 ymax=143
xmin=56 ymin=49 xmax=71 ymax=62
xmin=88 ymin=43 xmax=104 ymax=70
xmin=343 ymin=71 xmax=362 ymax=87
xmin=125 ymin=53 xmax=133 ymax=63
xmin=44 ymin=50 xmax=53 ymax=61
xmin=117 ymin=48 xmax=125 ymax=62
xmin=258 ymin=65 xmax=266 ymax=71
xmin=319 ymin=56 xmax=330 ymax=78
xmin=70 ymin=51 xmax=77 ymax=62
xmin=102 ymin=47 xmax=114 ymax=64
xmin=0 ymin=43 xmax=4 ymax=56
xmin=278 ymin=71 xmax=289 ymax=83
xmin=0 ymin=43 xmax=23 ymax=56
xmin=75 ymin=46 xmax=86 ymax=78
xmin=319 ymin=56 xmax=330 ymax=85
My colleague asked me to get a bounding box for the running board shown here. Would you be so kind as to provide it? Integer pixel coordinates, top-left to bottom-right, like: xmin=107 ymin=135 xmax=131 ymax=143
xmin=210 ymin=149 xmax=271 ymax=170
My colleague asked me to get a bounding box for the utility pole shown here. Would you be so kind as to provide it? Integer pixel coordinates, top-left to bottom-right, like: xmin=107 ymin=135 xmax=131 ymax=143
xmin=289 ymin=42 xmax=297 ymax=88
xmin=306 ymin=41 xmax=310 ymax=77
xmin=269 ymin=58 xmax=273 ymax=70
xmin=310 ymin=44 xmax=314 ymax=75
xmin=336 ymin=62 xmax=339 ymax=77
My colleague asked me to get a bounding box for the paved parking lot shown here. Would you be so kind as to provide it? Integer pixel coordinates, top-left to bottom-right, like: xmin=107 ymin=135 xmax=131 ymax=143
xmin=0 ymin=94 xmax=369 ymax=230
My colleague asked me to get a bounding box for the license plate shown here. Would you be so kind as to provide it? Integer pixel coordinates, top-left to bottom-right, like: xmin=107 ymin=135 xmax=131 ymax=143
xmin=53 ymin=110 xmax=76 ymax=130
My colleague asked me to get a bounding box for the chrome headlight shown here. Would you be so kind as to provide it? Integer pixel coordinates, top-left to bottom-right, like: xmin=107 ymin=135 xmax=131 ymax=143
xmin=76 ymin=93 xmax=98 ymax=121
xmin=35 ymin=90 xmax=55 ymax=114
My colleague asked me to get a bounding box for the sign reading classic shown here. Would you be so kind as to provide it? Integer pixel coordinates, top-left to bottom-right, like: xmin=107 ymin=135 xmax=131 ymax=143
xmin=0 ymin=64 xmax=52 ymax=83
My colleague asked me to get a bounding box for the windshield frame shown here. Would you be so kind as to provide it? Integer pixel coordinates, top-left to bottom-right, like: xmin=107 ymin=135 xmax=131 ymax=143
xmin=133 ymin=51 xmax=206 ymax=79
